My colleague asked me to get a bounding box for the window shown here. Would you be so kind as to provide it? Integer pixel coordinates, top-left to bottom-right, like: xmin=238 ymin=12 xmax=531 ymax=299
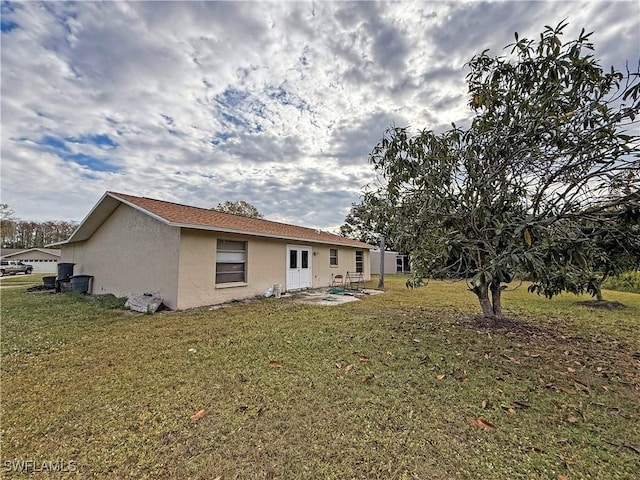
xmin=216 ymin=239 xmax=247 ymax=284
xmin=330 ymin=248 xmax=338 ymax=266
xmin=355 ymin=251 xmax=364 ymax=273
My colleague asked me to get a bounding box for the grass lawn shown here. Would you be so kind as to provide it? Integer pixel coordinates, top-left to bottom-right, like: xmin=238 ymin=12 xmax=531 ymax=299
xmin=1 ymin=276 xmax=639 ymax=479
xmin=0 ymin=273 xmax=47 ymax=289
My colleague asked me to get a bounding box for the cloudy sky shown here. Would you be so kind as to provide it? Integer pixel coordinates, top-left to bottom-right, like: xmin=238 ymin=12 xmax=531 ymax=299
xmin=1 ymin=1 xmax=638 ymax=230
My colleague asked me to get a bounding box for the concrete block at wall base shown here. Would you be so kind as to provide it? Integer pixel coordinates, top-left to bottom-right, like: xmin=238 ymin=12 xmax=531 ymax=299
xmin=125 ymin=293 xmax=164 ymax=313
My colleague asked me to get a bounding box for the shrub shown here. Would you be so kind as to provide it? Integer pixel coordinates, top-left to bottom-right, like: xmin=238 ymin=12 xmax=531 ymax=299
xmin=603 ymin=271 xmax=640 ymax=294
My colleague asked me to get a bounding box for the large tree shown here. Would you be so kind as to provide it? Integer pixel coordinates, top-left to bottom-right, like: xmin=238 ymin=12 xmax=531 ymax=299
xmin=369 ymin=22 xmax=639 ymax=321
xmin=340 ymin=189 xmax=401 ymax=288
xmin=213 ymin=200 xmax=263 ymax=219
xmin=339 ymin=189 xmax=398 ymax=247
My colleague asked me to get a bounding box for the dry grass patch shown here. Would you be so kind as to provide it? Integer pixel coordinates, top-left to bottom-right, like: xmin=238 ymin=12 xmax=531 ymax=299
xmin=1 ymin=276 xmax=639 ymax=478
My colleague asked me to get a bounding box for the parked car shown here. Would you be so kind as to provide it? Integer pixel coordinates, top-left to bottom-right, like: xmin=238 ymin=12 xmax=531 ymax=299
xmin=0 ymin=260 xmax=34 ymax=276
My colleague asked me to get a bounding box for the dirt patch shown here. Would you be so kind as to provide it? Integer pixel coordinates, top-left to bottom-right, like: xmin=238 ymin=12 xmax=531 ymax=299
xmin=461 ymin=314 xmax=639 ymax=386
xmin=465 ymin=315 xmax=561 ymax=341
xmin=576 ymin=299 xmax=626 ymax=309
xmin=26 ymin=285 xmax=55 ymax=293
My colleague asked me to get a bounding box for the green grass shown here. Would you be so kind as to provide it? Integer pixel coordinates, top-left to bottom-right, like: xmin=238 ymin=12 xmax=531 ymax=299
xmin=1 ymin=276 xmax=639 ymax=479
xmin=0 ymin=273 xmax=47 ymax=288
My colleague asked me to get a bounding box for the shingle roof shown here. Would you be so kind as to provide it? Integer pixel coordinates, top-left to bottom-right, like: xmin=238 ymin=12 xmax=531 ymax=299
xmin=109 ymin=192 xmax=374 ymax=249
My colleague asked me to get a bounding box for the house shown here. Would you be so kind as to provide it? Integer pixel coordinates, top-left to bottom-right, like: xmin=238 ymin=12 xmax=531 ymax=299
xmin=370 ymin=249 xmax=411 ymax=275
xmin=0 ymin=248 xmax=61 ymax=273
xmin=55 ymin=192 xmax=374 ymax=309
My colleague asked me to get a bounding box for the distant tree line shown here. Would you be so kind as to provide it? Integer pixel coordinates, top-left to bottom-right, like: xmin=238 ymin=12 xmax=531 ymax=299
xmin=0 ymin=204 xmax=76 ymax=249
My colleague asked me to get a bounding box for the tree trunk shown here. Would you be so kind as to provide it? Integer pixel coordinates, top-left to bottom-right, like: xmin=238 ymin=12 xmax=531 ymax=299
xmin=472 ymin=280 xmax=504 ymax=325
xmin=377 ymin=236 xmax=386 ymax=289
xmin=473 ymin=283 xmax=495 ymax=318
xmin=595 ymin=277 xmax=605 ymax=301
xmin=490 ymin=282 xmax=503 ymax=320
xmin=595 ymin=286 xmax=603 ymax=302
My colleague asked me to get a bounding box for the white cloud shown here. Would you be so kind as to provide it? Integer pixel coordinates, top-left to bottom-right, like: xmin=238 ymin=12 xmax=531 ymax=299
xmin=1 ymin=0 xmax=638 ymax=229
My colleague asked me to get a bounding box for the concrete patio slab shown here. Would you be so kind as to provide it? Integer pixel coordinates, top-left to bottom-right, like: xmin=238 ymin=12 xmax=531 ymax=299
xmin=291 ymin=288 xmax=384 ymax=306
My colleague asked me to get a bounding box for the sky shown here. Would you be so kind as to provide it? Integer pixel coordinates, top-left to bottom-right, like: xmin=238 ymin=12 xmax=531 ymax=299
xmin=1 ymin=1 xmax=639 ymax=231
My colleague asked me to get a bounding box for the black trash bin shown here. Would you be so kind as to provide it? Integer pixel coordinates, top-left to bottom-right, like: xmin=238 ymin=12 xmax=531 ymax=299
xmin=57 ymin=263 xmax=75 ymax=281
xmin=70 ymin=275 xmax=93 ymax=294
xmin=57 ymin=279 xmax=71 ymax=293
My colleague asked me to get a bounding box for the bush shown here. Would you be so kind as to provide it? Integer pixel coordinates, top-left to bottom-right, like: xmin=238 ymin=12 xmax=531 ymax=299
xmin=603 ymin=271 xmax=640 ymax=294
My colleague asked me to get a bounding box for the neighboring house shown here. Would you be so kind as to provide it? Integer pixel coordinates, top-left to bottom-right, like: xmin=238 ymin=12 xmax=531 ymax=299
xmin=54 ymin=192 xmax=373 ymax=310
xmin=370 ymin=249 xmax=411 ymax=275
xmin=0 ymin=248 xmax=61 ymax=273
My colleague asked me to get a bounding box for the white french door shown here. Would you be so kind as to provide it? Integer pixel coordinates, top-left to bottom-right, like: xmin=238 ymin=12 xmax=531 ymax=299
xmin=286 ymin=245 xmax=312 ymax=290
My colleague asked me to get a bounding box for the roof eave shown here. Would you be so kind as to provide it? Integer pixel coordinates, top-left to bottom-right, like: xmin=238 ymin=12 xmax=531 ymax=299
xmin=59 ymin=191 xmax=375 ymax=249
xmin=170 ymin=222 xmax=375 ymax=249
xmin=62 ymin=192 xmax=173 ymax=245
xmin=3 ymin=248 xmax=62 ymax=257
xmin=46 ymin=240 xmax=69 ymax=247
xmin=110 ymin=192 xmax=174 ymax=227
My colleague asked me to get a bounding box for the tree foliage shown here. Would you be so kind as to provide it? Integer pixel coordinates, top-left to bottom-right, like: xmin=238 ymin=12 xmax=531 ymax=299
xmin=340 ymin=189 xmax=402 ymax=289
xmin=213 ymin=200 xmax=263 ymax=219
xmin=368 ymin=22 xmax=640 ymax=321
xmin=528 ymin=192 xmax=640 ymax=301
xmin=339 ymin=190 xmax=398 ymax=247
xmin=1 ymin=205 xmax=77 ymax=249
xmin=0 ymin=204 xmax=16 ymax=246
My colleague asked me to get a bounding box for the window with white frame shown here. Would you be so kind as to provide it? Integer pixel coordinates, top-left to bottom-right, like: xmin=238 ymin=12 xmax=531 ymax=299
xmin=216 ymin=239 xmax=247 ymax=284
xmin=330 ymin=248 xmax=338 ymax=266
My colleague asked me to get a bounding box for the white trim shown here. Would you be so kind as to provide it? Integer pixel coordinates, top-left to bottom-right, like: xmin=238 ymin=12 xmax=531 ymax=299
xmin=63 ymin=191 xmax=111 ymax=244
xmin=215 ymin=282 xmax=248 ymax=289
xmin=46 ymin=240 xmax=68 ymax=247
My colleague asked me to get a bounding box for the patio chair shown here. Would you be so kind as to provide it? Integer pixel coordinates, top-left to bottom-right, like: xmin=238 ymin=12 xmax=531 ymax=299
xmin=345 ymin=271 xmax=365 ymax=290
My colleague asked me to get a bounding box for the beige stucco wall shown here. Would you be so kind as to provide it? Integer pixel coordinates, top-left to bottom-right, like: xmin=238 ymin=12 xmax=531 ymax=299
xmin=61 ymin=204 xmax=181 ymax=308
xmin=176 ymin=230 xmax=287 ymax=309
xmin=176 ymin=229 xmax=371 ymax=309
xmin=313 ymin=245 xmax=371 ymax=285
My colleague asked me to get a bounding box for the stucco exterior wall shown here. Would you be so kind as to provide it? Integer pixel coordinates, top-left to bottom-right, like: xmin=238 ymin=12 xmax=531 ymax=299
xmin=176 ymin=229 xmax=371 ymax=309
xmin=176 ymin=230 xmax=287 ymax=309
xmin=61 ymin=204 xmax=181 ymax=308
xmin=62 ymin=207 xmax=371 ymax=311
xmin=313 ymin=245 xmax=370 ymax=285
